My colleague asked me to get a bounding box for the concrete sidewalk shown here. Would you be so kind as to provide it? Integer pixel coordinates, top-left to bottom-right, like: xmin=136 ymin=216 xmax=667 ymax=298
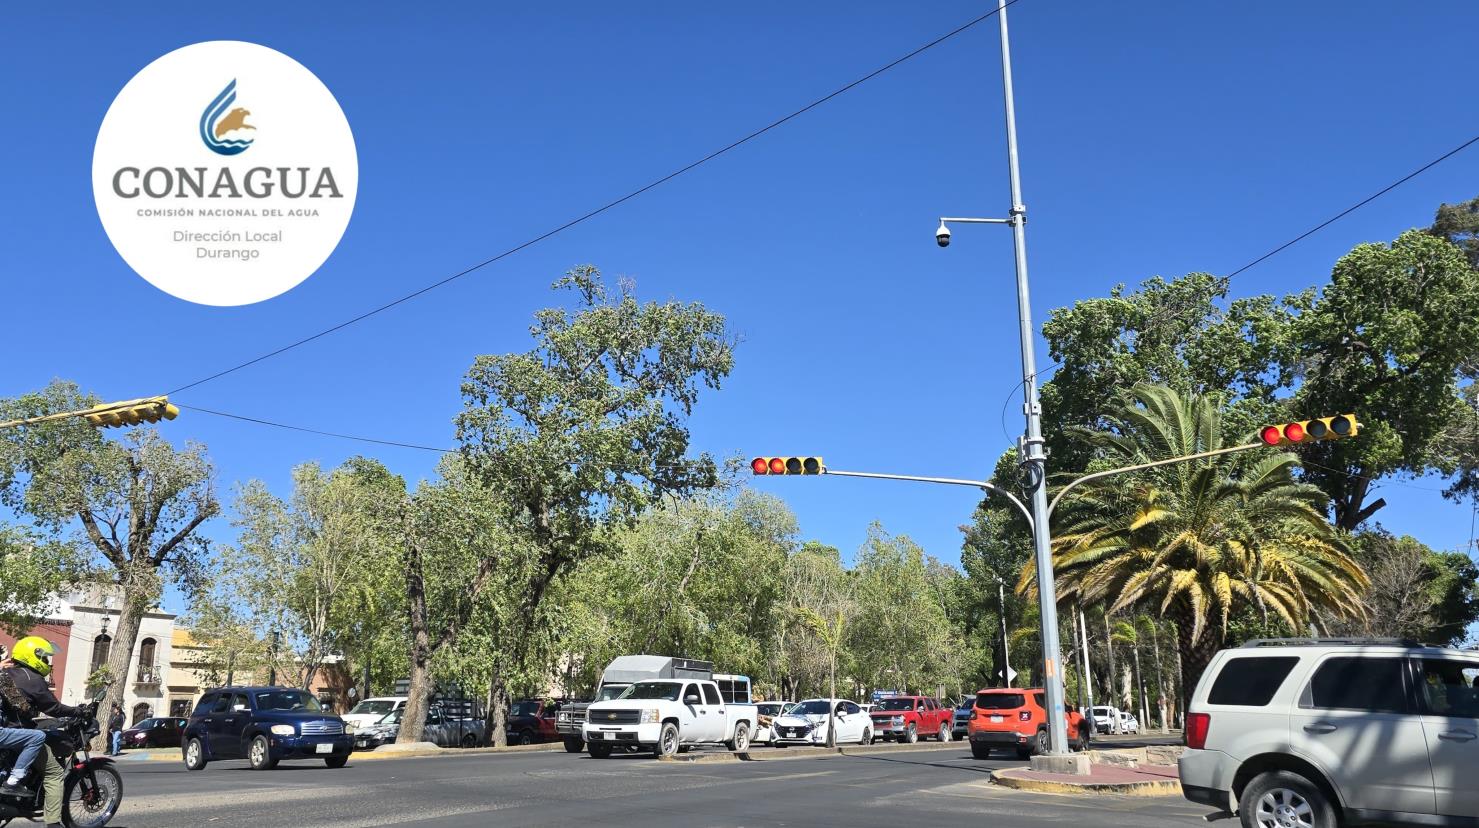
xmin=991 ymin=762 xmax=1181 ymax=796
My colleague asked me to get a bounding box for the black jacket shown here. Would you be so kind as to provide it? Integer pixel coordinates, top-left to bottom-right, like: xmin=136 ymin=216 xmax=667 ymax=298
xmin=108 ymin=711 xmax=125 ymax=732
xmin=0 ymin=665 xmax=81 ymax=727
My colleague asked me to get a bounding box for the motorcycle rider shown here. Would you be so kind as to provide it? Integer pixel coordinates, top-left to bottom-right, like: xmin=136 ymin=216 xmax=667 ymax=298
xmin=3 ymin=637 xmax=82 ymax=828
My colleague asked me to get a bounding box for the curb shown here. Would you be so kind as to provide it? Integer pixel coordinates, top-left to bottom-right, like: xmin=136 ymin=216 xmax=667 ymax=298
xmin=351 ymin=742 xmax=565 ymax=761
xmin=990 ymin=768 xmax=1182 ymax=797
xmin=652 ymin=740 xmax=967 ymax=764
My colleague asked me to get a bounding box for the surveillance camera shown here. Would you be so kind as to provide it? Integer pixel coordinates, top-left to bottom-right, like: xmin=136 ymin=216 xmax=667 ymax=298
xmin=935 ymin=223 xmax=951 ymax=248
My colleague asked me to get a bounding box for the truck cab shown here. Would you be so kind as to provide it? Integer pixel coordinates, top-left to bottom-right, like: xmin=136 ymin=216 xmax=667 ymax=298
xmin=583 ymin=675 xmax=756 ymax=759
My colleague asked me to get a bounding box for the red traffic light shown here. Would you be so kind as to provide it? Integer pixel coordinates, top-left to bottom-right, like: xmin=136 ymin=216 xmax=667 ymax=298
xmin=750 ymin=457 xmax=824 ymax=476
xmin=1258 ymin=415 xmax=1360 ymax=447
xmin=1283 ymin=422 xmax=1306 ymax=443
xmin=1260 ymin=426 xmax=1282 ymax=446
xmin=751 ymin=457 xmax=769 ymax=475
xmin=769 ymin=457 xmax=786 ymax=474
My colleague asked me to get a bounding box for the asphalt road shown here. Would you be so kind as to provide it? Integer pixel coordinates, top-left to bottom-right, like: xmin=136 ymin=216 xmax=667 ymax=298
xmin=109 ymin=737 xmax=1214 ymax=828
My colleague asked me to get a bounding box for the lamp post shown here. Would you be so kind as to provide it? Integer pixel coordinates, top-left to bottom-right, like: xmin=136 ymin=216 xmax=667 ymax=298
xmin=933 ymin=0 xmax=1071 ymax=756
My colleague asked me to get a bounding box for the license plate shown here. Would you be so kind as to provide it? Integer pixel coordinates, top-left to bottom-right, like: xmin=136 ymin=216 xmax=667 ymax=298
xmin=990 ymin=715 xmax=1003 ymax=723
xmin=315 ymin=742 xmax=333 ymax=754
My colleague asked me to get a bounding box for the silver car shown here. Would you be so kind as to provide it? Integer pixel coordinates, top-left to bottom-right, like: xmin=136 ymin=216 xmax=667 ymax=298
xmin=1179 ymin=638 xmax=1479 ymax=828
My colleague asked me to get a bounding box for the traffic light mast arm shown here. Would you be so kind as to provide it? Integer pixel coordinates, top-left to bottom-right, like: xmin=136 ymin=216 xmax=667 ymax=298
xmin=0 ymin=396 xmax=178 ymax=430
xmin=1045 ymin=441 xmax=1265 ymax=520
xmin=820 ymin=468 xmax=1036 ymax=529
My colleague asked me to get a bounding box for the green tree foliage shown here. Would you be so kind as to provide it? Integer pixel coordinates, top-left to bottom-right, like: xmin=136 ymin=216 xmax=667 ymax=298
xmin=202 ymin=458 xmax=406 ymax=691
xmin=1429 ymin=195 xmax=1479 ymax=269
xmin=1034 ymin=384 xmax=1368 ymax=694
xmin=848 ymin=524 xmax=958 ymax=698
xmin=1320 ymin=530 xmax=1479 ymax=646
xmin=450 ymin=266 xmax=733 ymax=744
xmin=0 ymin=526 xmax=79 ymax=634
xmin=0 ymin=380 xmax=217 ymax=748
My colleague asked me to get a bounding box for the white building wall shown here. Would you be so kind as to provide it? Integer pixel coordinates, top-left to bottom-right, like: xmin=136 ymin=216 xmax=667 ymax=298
xmin=56 ymin=592 xmax=178 ymax=726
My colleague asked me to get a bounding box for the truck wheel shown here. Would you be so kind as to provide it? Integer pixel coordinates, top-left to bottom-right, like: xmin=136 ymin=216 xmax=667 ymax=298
xmin=517 ymin=729 xmax=534 ymax=746
xmin=726 ymin=722 xmax=751 ymax=752
xmin=1239 ymin=770 xmax=1337 ymax=828
xmin=937 ymin=723 xmax=951 ymax=742
xmin=654 ymin=723 xmax=680 ymax=758
xmin=904 ymin=724 xmax=918 ymax=744
xmin=589 ymin=743 xmax=612 ymax=759
xmin=461 ymin=733 xmax=478 ymax=748
xmin=563 ymin=736 xmax=585 ymax=753
xmin=971 ymin=742 xmax=992 ymax=760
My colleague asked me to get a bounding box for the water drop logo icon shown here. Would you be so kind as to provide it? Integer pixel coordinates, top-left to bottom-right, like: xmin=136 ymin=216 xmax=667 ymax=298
xmin=199 ymin=79 xmax=256 ymax=155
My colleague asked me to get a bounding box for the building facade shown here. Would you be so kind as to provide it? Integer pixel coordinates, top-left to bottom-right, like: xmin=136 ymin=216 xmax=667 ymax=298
xmin=54 ymin=590 xmax=178 ymax=727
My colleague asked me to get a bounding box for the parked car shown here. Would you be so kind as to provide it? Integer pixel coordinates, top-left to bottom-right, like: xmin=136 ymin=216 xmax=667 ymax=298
xmin=753 ymin=701 xmax=791 ymax=745
xmin=183 ymin=686 xmax=354 ymax=771
xmin=507 ymin=699 xmax=561 ymax=745
xmin=868 ymin=695 xmax=954 ymax=743
xmin=341 ymin=696 xmax=407 ymax=732
xmin=771 ymin=698 xmax=871 ymax=746
xmin=353 ymin=704 xmax=487 ymax=750
xmin=583 ymin=675 xmax=756 ymax=758
xmin=1119 ymin=712 xmax=1140 ymax=734
xmin=967 ymin=687 xmax=1090 ymax=759
xmin=1089 ymin=705 xmax=1125 ymax=734
xmin=121 ymin=716 xmax=187 ymax=749
xmin=1179 ymin=638 xmax=1479 ymax=828
xmin=952 ymin=701 xmax=973 ymax=740
xmin=556 ymin=655 xmax=714 ymax=753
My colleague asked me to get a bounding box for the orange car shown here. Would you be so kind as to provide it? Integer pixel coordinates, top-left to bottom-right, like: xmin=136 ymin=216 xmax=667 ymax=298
xmin=966 ymin=687 xmax=1091 ymax=759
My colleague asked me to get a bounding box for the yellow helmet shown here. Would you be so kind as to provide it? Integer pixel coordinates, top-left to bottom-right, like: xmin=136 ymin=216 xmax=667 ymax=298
xmin=12 ymin=637 xmax=57 ymax=677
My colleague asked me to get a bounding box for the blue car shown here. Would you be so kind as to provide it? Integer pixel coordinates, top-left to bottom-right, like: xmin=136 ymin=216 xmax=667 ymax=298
xmin=182 ymin=686 xmax=354 ymax=771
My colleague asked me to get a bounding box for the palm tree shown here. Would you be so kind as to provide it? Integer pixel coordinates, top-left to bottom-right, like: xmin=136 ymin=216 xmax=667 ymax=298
xmin=1022 ymin=384 xmax=1368 ymax=696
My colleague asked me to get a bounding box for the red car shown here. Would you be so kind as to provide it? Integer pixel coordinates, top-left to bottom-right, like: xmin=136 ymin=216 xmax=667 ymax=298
xmin=867 ymin=696 xmax=954 ymax=743
xmin=966 ymin=687 xmax=1090 ymax=759
xmin=120 ymin=716 xmax=188 ymax=749
xmin=506 ymin=699 xmax=562 ymax=745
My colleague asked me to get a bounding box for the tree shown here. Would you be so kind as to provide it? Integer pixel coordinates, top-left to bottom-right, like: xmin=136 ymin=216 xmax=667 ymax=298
xmin=1429 ymin=195 xmax=1479 ymax=270
xmin=449 ymin=265 xmax=733 ymax=745
xmin=1320 ymin=530 xmax=1479 ymax=646
xmin=0 ymin=526 xmax=80 ymax=634
xmin=1293 ymin=230 xmax=1479 ymax=529
xmin=0 ymin=380 xmax=217 ymax=748
xmin=1030 ymin=384 xmax=1368 ymax=695
xmin=849 ymin=525 xmax=957 ymax=698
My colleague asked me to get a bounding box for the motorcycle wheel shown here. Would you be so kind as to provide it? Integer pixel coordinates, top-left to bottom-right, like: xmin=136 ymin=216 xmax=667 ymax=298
xmin=63 ymin=763 xmax=123 ymax=828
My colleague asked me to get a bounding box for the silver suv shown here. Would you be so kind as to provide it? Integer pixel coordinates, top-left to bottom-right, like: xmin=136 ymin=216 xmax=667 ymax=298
xmin=1179 ymin=638 xmax=1478 ymax=828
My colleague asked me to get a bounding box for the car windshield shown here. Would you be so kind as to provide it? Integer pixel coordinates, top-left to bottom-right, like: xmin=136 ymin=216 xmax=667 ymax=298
xmin=876 ymin=698 xmax=916 ymax=711
xmin=1092 ymin=707 xmax=1114 ymax=715
xmin=134 ymin=718 xmax=158 ymax=729
xmin=510 ymin=701 xmax=541 ymax=717
xmin=380 ymin=710 xmax=403 ymax=724
xmin=594 ymin=685 xmax=627 ymax=702
xmin=757 ymin=703 xmax=784 ymax=716
xmin=790 ymin=700 xmax=832 ymax=716
xmin=254 ymin=690 xmax=322 ymax=712
xmin=349 ymin=700 xmax=398 ymax=716
xmin=618 ymin=682 xmax=683 ymax=701
xmin=976 ymin=692 xmax=1026 ymax=710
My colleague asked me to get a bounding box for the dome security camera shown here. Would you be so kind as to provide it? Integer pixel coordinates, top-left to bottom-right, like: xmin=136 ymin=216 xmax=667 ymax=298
xmin=935 ymin=222 xmax=951 ymax=248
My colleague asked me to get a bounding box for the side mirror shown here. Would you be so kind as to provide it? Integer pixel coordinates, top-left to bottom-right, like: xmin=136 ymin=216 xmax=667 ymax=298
xmin=684 ymin=695 xmax=700 ymax=705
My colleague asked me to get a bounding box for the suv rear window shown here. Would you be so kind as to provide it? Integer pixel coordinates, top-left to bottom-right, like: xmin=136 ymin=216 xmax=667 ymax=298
xmin=1307 ymin=657 xmax=1408 ymax=713
xmin=1208 ymin=656 xmax=1299 ymax=706
xmin=976 ymin=693 xmax=1025 ymax=710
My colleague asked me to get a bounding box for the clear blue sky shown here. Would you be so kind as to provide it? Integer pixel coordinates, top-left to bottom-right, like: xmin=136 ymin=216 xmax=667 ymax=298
xmin=5 ymin=1 xmax=1478 ymax=616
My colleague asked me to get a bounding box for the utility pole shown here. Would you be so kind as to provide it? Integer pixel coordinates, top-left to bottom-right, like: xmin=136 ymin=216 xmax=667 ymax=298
xmin=997 ymin=577 xmax=1012 ymax=688
xmin=1077 ymin=606 xmax=1096 ymax=736
xmin=996 ymin=0 xmax=1071 ymax=756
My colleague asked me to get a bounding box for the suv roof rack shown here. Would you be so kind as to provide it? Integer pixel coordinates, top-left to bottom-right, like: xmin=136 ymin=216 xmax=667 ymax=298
xmin=1240 ymin=637 xmax=1427 ymax=648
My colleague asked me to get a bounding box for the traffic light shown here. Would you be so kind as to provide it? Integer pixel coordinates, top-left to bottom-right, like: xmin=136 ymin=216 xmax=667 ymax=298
xmin=84 ymin=396 xmax=180 ymax=429
xmin=750 ymin=456 xmax=823 ymax=475
xmin=1258 ymin=414 xmax=1359 ymax=447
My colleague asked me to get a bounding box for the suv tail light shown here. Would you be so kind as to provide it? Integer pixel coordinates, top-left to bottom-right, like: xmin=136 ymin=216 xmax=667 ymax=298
xmin=1185 ymin=712 xmax=1211 ymax=749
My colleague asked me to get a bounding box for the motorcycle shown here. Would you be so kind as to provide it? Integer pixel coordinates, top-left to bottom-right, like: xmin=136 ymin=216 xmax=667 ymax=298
xmin=0 ymin=691 xmax=122 ymax=827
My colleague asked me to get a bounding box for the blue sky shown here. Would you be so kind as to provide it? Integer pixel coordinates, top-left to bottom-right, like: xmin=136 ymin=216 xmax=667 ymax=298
xmin=5 ymin=1 xmax=1478 ymax=616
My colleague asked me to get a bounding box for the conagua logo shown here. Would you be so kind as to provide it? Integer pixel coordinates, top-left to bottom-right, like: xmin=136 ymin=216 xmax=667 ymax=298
xmin=199 ymin=79 xmax=256 ymax=156
xmin=92 ymin=41 xmax=358 ymax=306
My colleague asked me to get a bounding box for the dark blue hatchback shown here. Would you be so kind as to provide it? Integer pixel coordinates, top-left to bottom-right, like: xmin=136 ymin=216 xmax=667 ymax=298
xmin=182 ymin=686 xmax=355 ymax=771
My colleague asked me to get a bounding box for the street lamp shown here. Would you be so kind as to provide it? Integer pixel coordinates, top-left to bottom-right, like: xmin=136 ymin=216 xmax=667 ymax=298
xmin=933 ymin=0 xmax=1072 ymax=758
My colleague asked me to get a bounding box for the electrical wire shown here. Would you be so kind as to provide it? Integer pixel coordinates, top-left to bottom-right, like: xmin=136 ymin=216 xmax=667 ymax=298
xmin=164 ymin=1 xmax=1024 ymax=398
xmin=178 ymin=405 xmax=452 ymax=453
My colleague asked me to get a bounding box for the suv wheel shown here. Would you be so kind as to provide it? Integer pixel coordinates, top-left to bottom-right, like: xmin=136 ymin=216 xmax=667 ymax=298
xmin=1073 ymin=723 xmax=1091 ymax=752
xmin=248 ymin=734 xmax=278 ymax=770
xmin=904 ymin=724 xmax=918 ymax=744
xmin=1239 ymin=770 xmax=1336 ymax=828
xmin=1028 ymin=728 xmax=1048 ymax=756
xmin=654 ymin=723 xmax=680 ymax=758
xmin=971 ymin=742 xmax=992 ymax=760
xmin=324 ymin=755 xmax=348 ymax=769
xmin=183 ymin=738 xmax=207 ymax=771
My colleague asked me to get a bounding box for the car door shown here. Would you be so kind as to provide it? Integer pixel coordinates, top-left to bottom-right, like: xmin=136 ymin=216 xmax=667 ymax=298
xmin=213 ymin=693 xmax=251 ymax=758
xmin=1414 ymin=655 xmax=1479 ymax=818
xmin=425 ymin=706 xmax=446 ymax=746
xmin=1291 ymin=655 xmax=1435 ymax=816
xmin=837 ymin=701 xmax=863 ymax=742
xmin=698 ymin=683 xmax=726 ymax=742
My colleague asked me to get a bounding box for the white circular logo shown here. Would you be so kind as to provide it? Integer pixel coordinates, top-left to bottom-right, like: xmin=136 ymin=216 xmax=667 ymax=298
xmin=92 ymin=41 xmax=357 ymax=306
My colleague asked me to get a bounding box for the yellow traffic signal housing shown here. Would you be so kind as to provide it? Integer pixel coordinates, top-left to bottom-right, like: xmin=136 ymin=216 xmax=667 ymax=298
xmin=1259 ymin=414 xmax=1359 ymax=447
xmin=84 ymin=397 xmax=180 ymax=429
xmin=750 ymin=456 xmax=823 ymax=475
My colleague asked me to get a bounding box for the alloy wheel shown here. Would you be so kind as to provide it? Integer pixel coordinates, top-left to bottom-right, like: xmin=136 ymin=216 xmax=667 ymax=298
xmin=1254 ymin=788 xmax=1314 ymax=828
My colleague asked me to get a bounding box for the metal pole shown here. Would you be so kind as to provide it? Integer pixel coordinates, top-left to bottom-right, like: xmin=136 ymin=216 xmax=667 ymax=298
xmin=998 ymin=578 xmax=1012 ymax=688
xmin=1078 ymin=606 xmax=1096 ymax=737
xmin=996 ymin=0 xmax=1070 ymax=756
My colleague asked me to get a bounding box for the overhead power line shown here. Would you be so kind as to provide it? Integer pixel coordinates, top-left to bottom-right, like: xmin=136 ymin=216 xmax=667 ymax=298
xmin=178 ymin=404 xmax=453 ymax=453
xmin=165 ymin=1 xmax=1024 ymax=398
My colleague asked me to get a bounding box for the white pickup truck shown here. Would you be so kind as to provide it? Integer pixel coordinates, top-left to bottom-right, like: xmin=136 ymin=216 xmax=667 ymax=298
xmin=582 ymin=674 xmax=757 ymax=758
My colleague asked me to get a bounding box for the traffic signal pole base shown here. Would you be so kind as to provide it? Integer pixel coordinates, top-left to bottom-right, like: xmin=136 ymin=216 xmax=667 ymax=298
xmin=1029 ymin=753 xmax=1091 ymax=776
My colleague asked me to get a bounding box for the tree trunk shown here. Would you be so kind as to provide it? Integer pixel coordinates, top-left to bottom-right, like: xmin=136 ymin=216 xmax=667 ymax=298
xmin=1148 ymin=620 xmax=1168 ymax=733
xmin=826 ymin=656 xmax=837 ymax=749
xmin=95 ymin=589 xmax=149 ymax=750
xmin=1132 ymin=641 xmax=1148 ymax=732
xmin=1103 ymin=611 xmax=1119 ymax=710
xmin=486 ymin=676 xmax=509 ymax=748
xmin=1172 ymin=610 xmax=1222 ymax=713
xmin=398 ymin=537 xmax=433 ymax=745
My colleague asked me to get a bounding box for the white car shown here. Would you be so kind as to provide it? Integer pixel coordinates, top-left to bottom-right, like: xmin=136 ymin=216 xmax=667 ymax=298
xmin=753 ymin=702 xmax=792 ymax=745
xmin=341 ymin=697 xmax=406 ymax=731
xmin=1119 ymin=712 xmax=1140 ymax=734
xmin=771 ymin=698 xmax=871 ymax=746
